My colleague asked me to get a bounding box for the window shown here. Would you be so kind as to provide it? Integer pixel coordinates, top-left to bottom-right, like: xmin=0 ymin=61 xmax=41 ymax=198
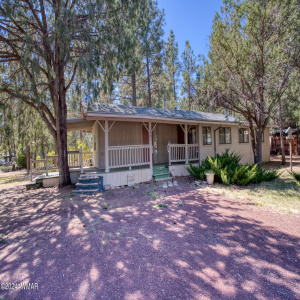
xmin=203 ymin=127 xmax=212 ymax=145
xmin=188 ymin=127 xmax=196 ymax=144
xmin=219 ymin=127 xmax=231 ymax=144
xmin=239 ymin=128 xmax=249 ymax=143
xmin=94 ymin=134 xmax=96 ymax=150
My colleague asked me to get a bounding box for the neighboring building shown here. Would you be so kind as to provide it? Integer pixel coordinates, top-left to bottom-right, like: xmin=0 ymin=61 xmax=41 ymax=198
xmin=67 ymin=103 xmax=271 ymax=189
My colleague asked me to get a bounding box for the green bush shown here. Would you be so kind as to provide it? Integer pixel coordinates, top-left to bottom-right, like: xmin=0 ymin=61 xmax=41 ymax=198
xmin=16 ymin=150 xmax=27 ymax=168
xmin=186 ymin=163 xmax=206 ymax=180
xmin=290 ymin=171 xmax=300 ymax=182
xmin=0 ymin=166 xmax=12 ymax=172
xmin=290 ymin=171 xmax=300 ymax=187
xmin=187 ymin=149 xmax=279 ymax=186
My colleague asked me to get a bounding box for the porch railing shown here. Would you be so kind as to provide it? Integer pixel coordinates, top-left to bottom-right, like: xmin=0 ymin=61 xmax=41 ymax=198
xmin=30 ymin=147 xmax=93 ymax=181
xmin=188 ymin=144 xmax=199 ymax=161
xmin=109 ymin=145 xmax=151 ymax=169
xmin=168 ymin=144 xmax=186 ymax=163
xmin=168 ymin=143 xmax=199 ymax=165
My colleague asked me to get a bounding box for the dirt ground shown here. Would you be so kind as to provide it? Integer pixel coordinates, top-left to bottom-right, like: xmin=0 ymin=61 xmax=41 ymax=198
xmin=0 ymin=175 xmax=299 ymax=300
xmin=265 ymin=154 xmax=300 ymax=171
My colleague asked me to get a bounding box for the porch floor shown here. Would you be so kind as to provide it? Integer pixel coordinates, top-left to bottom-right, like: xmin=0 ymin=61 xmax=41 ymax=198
xmin=70 ymin=165 xmax=152 ymax=174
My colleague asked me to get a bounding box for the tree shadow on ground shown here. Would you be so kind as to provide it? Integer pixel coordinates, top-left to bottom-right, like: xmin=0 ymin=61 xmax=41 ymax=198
xmin=0 ymin=179 xmax=299 ymax=299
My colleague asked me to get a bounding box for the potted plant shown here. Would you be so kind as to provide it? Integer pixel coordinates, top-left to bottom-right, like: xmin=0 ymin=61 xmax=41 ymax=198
xmin=205 ymin=169 xmax=215 ymax=185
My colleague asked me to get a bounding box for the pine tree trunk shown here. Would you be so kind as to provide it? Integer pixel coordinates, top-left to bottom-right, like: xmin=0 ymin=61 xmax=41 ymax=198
xmin=255 ymin=127 xmax=263 ymax=166
xmin=53 ymin=74 xmax=71 ymax=187
xmin=132 ymin=73 xmax=137 ymax=106
xmin=51 ymin=37 xmax=71 ymax=187
xmin=8 ymin=148 xmax=12 ymax=162
xmin=249 ymin=124 xmax=263 ymax=166
xmin=278 ymin=98 xmax=286 ymax=164
xmin=146 ymin=56 xmax=152 ymax=107
xmin=55 ymin=99 xmax=71 ymax=187
xmin=173 ymin=73 xmax=176 ymax=109
xmin=26 ymin=146 xmax=30 ymax=171
xmin=188 ymin=85 xmax=191 ymax=111
xmin=296 ymin=122 xmax=299 ymax=156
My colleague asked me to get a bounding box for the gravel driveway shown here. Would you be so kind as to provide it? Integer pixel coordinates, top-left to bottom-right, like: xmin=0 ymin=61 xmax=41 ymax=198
xmin=0 ymin=178 xmax=299 ymax=299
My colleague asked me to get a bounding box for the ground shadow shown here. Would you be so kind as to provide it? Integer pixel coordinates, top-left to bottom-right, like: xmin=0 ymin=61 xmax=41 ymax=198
xmin=0 ymin=178 xmax=299 ymax=299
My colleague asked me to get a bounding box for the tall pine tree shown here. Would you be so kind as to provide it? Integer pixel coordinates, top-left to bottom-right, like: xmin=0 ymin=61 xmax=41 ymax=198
xmin=163 ymin=30 xmax=181 ymax=109
xmin=181 ymin=41 xmax=197 ymax=111
xmin=0 ymin=0 xmax=147 ymax=186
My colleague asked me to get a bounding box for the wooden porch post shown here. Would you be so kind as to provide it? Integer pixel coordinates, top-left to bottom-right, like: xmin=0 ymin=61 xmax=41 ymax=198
xmin=105 ymin=120 xmax=109 ymax=173
xmin=30 ymin=158 xmax=32 ymax=182
xmin=45 ymin=155 xmax=49 ymax=176
xmin=198 ymin=123 xmax=201 ymax=164
xmin=149 ymin=122 xmax=153 ymax=173
xmin=185 ymin=124 xmax=188 ymax=164
xmin=79 ymin=146 xmax=83 ymax=174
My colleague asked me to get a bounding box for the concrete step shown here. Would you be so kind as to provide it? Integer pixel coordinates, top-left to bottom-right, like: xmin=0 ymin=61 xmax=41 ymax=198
xmin=79 ymin=175 xmax=102 ymax=179
xmin=153 ymin=171 xmax=170 ymax=176
xmin=72 ymin=189 xmax=99 ymax=195
xmin=153 ymin=165 xmax=168 ymax=171
xmin=153 ymin=173 xmax=171 ymax=180
xmin=78 ymin=177 xmax=102 ymax=184
xmin=26 ymin=181 xmax=42 ymax=190
xmin=75 ymin=182 xmax=102 ymax=190
xmin=154 ymin=177 xmax=173 ymax=182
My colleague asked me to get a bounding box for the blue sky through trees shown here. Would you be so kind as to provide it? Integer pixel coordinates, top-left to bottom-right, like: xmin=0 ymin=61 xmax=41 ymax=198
xmin=157 ymin=0 xmax=223 ymax=56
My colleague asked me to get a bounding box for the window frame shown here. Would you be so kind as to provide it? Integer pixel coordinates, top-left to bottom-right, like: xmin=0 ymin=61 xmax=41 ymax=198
xmin=239 ymin=128 xmax=249 ymax=143
xmin=219 ymin=127 xmax=232 ymax=144
xmin=202 ymin=126 xmax=212 ymax=145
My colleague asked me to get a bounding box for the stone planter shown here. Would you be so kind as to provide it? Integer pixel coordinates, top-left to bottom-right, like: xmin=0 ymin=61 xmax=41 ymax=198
xmin=205 ymin=173 xmax=215 ymax=185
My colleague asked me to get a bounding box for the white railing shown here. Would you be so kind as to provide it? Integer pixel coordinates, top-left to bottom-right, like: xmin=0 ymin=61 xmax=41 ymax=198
xmin=168 ymin=144 xmax=186 ymax=163
xmin=188 ymin=144 xmax=199 ymax=161
xmin=168 ymin=143 xmax=199 ymax=165
xmin=30 ymin=147 xmax=93 ymax=181
xmin=109 ymin=145 xmax=151 ymax=169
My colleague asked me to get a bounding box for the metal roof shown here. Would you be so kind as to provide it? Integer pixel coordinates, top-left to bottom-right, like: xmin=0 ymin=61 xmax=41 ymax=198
xmin=83 ymin=103 xmax=240 ymax=124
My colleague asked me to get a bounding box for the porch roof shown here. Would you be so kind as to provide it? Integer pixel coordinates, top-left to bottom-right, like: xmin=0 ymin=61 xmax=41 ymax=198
xmin=67 ymin=118 xmax=95 ymax=132
xmin=82 ymin=103 xmax=241 ymax=124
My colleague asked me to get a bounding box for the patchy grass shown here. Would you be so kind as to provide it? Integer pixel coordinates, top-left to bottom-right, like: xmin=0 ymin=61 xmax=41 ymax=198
xmin=200 ymin=170 xmax=300 ymax=215
xmin=0 ymin=174 xmax=28 ymax=186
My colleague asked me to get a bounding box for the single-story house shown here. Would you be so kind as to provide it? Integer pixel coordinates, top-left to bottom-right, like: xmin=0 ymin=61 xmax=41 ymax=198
xmin=67 ymin=103 xmax=271 ymax=189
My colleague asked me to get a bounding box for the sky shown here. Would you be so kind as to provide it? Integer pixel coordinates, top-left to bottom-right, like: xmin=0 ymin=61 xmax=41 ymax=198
xmin=157 ymin=0 xmax=224 ymax=58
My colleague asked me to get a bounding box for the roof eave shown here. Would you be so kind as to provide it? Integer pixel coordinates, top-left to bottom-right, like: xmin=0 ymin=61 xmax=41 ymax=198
xmin=85 ymin=112 xmax=241 ymax=125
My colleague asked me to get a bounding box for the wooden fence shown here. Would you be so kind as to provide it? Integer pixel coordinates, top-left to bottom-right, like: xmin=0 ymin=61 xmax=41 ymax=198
xmin=270 ymin=135 xmax=299 ymax=155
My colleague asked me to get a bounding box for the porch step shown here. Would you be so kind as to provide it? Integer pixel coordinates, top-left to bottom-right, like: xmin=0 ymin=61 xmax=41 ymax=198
xmin=155 ymin=176 xmax=173 ymax=182
xmin=79 ymin=177 xmax=102 ymax=184
xmin=26 ymin=178 xmax=43 ymax=190
xmin=75 ymin=182 xmax=102 ymax=190
xmin=153 ymin=165 xmax=168 ymax=171
xmin=73 ymin=175 xmax=103 ymax=195
xmin=154 ymin=173 xmax=172 ymax=180
xmin=72 ymin=189 xmax=99 ymax=195
xmin=152 ymin=165 xmax=172 ymax=180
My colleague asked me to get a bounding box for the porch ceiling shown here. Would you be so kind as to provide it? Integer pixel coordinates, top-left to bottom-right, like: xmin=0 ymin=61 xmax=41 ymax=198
xmin=67 ymin=118 xmax=95 ymax=132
